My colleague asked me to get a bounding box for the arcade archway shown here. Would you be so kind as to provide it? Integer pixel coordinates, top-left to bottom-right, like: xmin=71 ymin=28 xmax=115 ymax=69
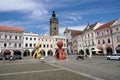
xmin=79 ymin=49 xmax=84 ymax=55
xmin=40 ymin=50 xmax=45 ymax=56
xmin=23 ymin=50 xmax=30 ymax=57
xmin=116 ymin=45 xmax=120 ymax=53
xmin=14 ymin=50 xmax=21 ymax=55
xmin=47 ymin=50 xmax=53 ymax=56
xmin=3 ymin=50 xmax=11 ymax=60
xmin=106 ymin=47 xmax=113 ymax=55
xmin=85 ymin=48 xmax=90 ymax=55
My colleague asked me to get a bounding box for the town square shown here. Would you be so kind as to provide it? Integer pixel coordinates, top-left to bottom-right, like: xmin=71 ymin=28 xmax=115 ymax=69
xmin=0 ymin=0 xmax=120 ymax=80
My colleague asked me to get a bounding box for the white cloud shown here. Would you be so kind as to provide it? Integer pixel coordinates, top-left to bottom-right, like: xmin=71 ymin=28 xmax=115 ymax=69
xmin=0 ymin=0 xmax=48 ymax=20
xmin=0 ymin=0 xmax=37 ymax=12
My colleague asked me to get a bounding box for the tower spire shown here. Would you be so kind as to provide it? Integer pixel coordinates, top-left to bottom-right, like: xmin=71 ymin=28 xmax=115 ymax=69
xmin=52 ymin=10 xmax=56 ymax=17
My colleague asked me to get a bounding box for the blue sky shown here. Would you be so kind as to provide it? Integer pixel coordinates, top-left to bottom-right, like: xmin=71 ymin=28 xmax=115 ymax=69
xmin=0 ymin=0 xmax=120 ymax=35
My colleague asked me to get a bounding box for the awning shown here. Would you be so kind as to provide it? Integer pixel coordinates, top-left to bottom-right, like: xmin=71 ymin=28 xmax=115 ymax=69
xmin=91 ymin=48 xmax=102 ymax=51
xmin=4 ymin=50 xmax=11 ymax=54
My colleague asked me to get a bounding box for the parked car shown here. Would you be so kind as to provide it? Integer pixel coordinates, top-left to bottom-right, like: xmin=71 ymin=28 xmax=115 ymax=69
xmin=106 ymin=54 xmax=120 ymax=60
xmin=13 ymin=55 xmax=22 ymax=59
xmin=0 ymin=54 xmax=3 ymax=60
xmin=5 ymin=55 xmax=11 ymax=60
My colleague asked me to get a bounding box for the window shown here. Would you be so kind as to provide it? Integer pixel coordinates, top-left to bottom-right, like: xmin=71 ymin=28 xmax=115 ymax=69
xmin=116 ymin=28 xmax=119 ymax=31
xmin=92 ymin=41 xmax=94 ymax=45
xmin=106 ymin=30 xmax=109 ymax=34
xmin=88 ymin=34 xmax=90 ymax=38
xmin=51 ymin=44 xmax=52 ymax=48
xmin=5 ymin=35 xmax=7 ymax=39
xmin=15 ymin=36 xmax=17 ymax=40
xmin=30 ymin=43 xmax=32 ymax=47
xmin=30 ymin=38 xmax=32 ymax=40
xmin=4 ymin=43 xmax=7 ymax=47
xmin=14 ymin=43 xmax=17 ymax=47
xmin=103 ymin=40 xmax=105 ymax=44
xmin=91 ymin=33 xmax=93 ymax=37
xmin=26 ymin=37 xmax=28 ymax=40
xmin=25 ymin=43 xmax=28 ymax=47
xmin=19 ymin=36 xmax=21 ymax=40
xmin=47 ymin=44 xmax=49 ymax=48
xmin=97 ymin=32 xmax=99 ymax=36
xmin=39 ymin=44 xmax=41 ymax=48
xmin=108 ymin=38 xmax=110 ymax=43
xmin=43 ymin=44 xmax=45 ymax=48
xmin=10 ymin=35 xmax=12 ymax=39
xmin=34 ymin=38 xmax=36 ymax=40
xmin=98 ymin=40 xmax=100 ymax=44
xmin=54 ymin=27 xmax=56 ymax=30
xmin=19 ymin=43 xmax=21 ymax=47
xmin=102 ymin=31 xmax=104 ymax=35
xmin=117 ymin=36 xmax=120 ymax=42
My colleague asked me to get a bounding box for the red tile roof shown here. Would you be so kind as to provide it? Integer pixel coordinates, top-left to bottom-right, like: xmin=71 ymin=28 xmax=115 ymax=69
xmin=95 ymin=20 xmax=116 ymax=30
xmin=0 ymin=26 xmax=24 ymax=32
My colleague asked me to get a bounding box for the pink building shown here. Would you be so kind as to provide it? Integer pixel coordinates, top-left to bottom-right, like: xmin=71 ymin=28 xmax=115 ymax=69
xmin=95 ymin=20 xmax=116 ymax=55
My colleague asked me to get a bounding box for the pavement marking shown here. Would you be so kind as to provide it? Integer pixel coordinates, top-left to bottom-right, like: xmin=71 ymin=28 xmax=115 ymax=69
xmin=0 ymin=68 xmax=62 ymax=76
xmin=47 ymin=62 xmax=105 ymax=80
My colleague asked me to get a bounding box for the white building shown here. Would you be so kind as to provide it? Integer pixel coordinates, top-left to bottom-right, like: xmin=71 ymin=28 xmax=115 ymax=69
xmin=77 ymin=34 xmax=84 ymax=54
xmin=0 ymin=26 xmax=24 ymax=57
xmin=64 ymin=27 xmax=82 ymax=54
xmin=23 ymin=32 xmax=39 ymax=56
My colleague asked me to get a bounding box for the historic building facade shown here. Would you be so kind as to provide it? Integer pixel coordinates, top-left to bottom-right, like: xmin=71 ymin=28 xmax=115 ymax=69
xmin=0 ymin=26 xmax=24 ymax=57
xmin=83 ymin=22 xmax=101 ymax=57
xmin=38 ymin=35 xmax=67 ymax=56
xmin=23 ymin=32 xmax=39 ymax=57
xmin=64 ymin=28 xmax=82 ymax=54
xmin=38 ymin=35 xmax=54 ymax=56
xmin=50 ymin=11 xmax=59 ymax=36
xmin=95 ymin=20 xmax=116 ymax=55
xmin=110 ymin=18 xmax=120 ymax=53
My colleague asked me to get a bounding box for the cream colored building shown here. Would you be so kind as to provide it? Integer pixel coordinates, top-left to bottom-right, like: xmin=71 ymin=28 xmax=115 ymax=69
xmin=83 ymin=22 xmax=101 ymax=57
xmin=110 ymin=18 xmax=120 ymax=53
xmin=38 ymin=35 xmax=67 ymax=56
xmin=38 ymin=35 xmax=54 ymax=56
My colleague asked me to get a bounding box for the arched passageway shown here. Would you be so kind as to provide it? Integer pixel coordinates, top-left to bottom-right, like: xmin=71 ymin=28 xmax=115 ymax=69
xmin=14 ymin=50 xmax=21 ymax=55
xmin=116 ymin=45 xmax=120 ymax=53
xmin=47 ymin=50 xmax=53 ymax=56
xmin=3 ymin=50 xmax=11 ymax=60
xmin=13 ymin=50 xmax=22 ymax=59
xmin=79 ymin=49 xmax=84 ymax=55
xmin=23 ymin=50 xmax=30 ymax=57
xmin=85 ymin=48 xmax=90 ymax=55
xmin=40 ymin=50 xmax=45 ymax=56
xmin=106 ymin=47 xmax=113 ymax=55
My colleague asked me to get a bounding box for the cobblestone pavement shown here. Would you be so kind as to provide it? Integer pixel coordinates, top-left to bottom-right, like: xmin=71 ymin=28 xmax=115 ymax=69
xmin=45 ymin=55 xmax=120 ymax=80
xmin=0 ymin=58 xmax=94 ymax=80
